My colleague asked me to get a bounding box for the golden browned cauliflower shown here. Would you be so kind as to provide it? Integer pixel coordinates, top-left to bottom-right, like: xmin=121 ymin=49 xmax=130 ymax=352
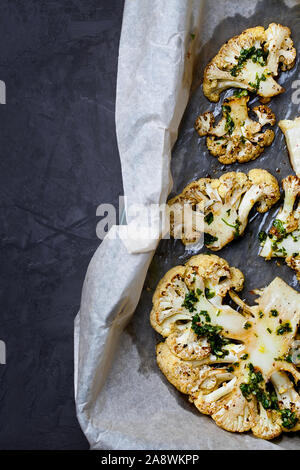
xmin=168 ymin=169 xmax=280 ymax=249
xmin=203 ymin=24 xmax=296 ymax=102
xmin=260 ymin=175 xmax=300 ymax=281
xmin=279 ymin=117 xmax=300 ymax=177
xmin=150 ymin=254 xmax=300 ymax=440
xmin=195 ymin=94 xmax=275 ymax=164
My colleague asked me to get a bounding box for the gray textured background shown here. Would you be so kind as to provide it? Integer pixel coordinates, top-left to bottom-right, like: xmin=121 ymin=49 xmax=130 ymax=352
xmin=0 ymin=0 xmax=124 ymax=449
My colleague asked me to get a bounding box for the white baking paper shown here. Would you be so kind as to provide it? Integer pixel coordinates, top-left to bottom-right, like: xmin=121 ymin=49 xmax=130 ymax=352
xmin=75 ymin=0 xmax=300 ymax=450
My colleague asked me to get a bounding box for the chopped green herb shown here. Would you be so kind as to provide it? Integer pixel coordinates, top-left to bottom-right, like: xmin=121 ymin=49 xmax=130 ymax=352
xmin=281 ymin=408 xmax=298 ymax=429
xmin=270 ymin=309 xmax=278 ymax=317
xmin=267 ymin=328 xmax=272 ymax=334
xmin=182 ymin=291 xmax=198 ymax=312
xmin=221 ymin=217 xmax=241 ymax=238
xmin=204 ymin=212 xmax=214 ymax=225
xmin=273 ymin=219 xmax=286 ymax=236
xmin=249 ymin=72 xmax=267 ymax=91
xmin=240 ymin=363 xmax=278 ymax=410
xmin=233 ymin=89 xmax=249 ymax=98
xmin=259 ymin=311 xmax=264 ymax=318
xmin=244 ymin=321 xmax=252 ymax=330
xmin=191 ymin=314 xmax=230 ymax=358
xmin=230 ymin=46 xmax=269 ymax=77
xmin=276 ymin=322 xmax=292 ymax=335
xmin=205 ymin=288 xmax=215 ymax=299
xmin=241 ymin=353 xmax=249 ymax=360
xmin=286 ymin=354 xmax=293 ymax=363
xmin=258 ymin=231 xmax=267 ymax=243
xmin=204 ymin=233 xmax=218 ymax=245
xmin=222 ymin=105 xmax=235 ymax=135
xmin=275 ymin=353 xmax=293 ymax=363
xmin=199 ymin=310 xmax=211 ymax=323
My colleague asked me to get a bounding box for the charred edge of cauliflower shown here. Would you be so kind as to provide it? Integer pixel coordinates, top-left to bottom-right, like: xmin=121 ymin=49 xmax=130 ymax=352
xmin=195 ymin=95 xmax=275 ymax=164
xmin=203 ymin=23 xmax=296 ymax=102
xmin=151 ymin=256 xmax=300 ymax=440
xmin=260 ymin=176 xmax=300 ymax=281
xmin=167 ymin=169 xmax=280 ymax=249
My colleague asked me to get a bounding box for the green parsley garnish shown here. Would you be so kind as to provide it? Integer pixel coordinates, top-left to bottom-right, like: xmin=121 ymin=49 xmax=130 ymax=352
xmin=204 ymin=212 xmax=214 ymax=225
xmin=273 ymin=219 xmax=286 ymax=236
xmin=222 ymin=105 xmax=235 ymax=135
xmin=240 ymin=363 xmax=278 ymax=410
xmin=258 ymin=231 xmax=267 ymax=243
xmin=249 ymin=72 xmax=267 ymax=91
xmin=191 ymin=314 xmax=229 ymax=358
xmin=280 ymin=408 xmax=298 ymax=429
xmin=221 ymin=217 xmax=241 ymax=238
xmin=233 ymin=89 xmax=248 ymax=98
xmin=241 ymin=353 xmax=249 ymax=360
xmin=230 ymin=46 xmax=269 ymax=77
xmin=276 ymin=322 xmax=292 ymax=335
xmin=182 ymin=291 xmax=198 ymax=312
xmin=205 ymin=288 xmax=215 ymax=299
xmin=204 ymin=233 xmax=218 ymax=245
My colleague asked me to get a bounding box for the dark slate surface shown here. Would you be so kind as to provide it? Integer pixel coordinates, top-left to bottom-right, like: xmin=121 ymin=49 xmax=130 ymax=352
xmin=0 ymin=0 xmax=124 ymax=449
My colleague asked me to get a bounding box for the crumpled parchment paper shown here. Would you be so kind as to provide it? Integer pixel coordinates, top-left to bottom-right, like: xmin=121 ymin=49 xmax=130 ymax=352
xmin=75 ymin=0 xmax=300 ymax=450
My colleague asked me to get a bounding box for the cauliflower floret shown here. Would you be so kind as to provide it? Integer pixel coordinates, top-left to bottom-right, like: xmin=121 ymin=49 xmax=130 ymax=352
xmin=156 ymin=341 xmax=235 ymax=400
xmin=265 ymin=23 xmax=296 ymax=74
xmin=151 ymin=255 xmax=300 ymax=440
xmin=168 ymin=169 xmax=280 ymax=250
xmin=211 ymin=386 xmax=255 ymax=433
xmin=195 ymin=94 xmax=275 ymax=164
xmin=150 ymin=254 xmax=246 ymax=341
xmin=203 ymin=23 xmax=296 ymax=102
xmin=260 ymin=176 xmax=300 ymax=281
xmin=252 ymin=404 xmax=282 ymax=440
xmin=279 ymin=116 xmax=300 ymax=177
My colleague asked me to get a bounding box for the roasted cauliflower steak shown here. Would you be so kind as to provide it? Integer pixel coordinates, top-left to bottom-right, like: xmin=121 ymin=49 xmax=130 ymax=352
xmin=279 ymin=117 xmax=300 ymax=177
xmin=260 ymin=175 xmax=300 ymax=281
xmin=203 ymin=23 xmax=296 ymax=102
xmin=150 ymin=254 xmax=300 ymax=440
xmin=168 ymin=169 xmax=280 ymax=249
xmin=195 ymin=94 xmax=275 ymax=164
